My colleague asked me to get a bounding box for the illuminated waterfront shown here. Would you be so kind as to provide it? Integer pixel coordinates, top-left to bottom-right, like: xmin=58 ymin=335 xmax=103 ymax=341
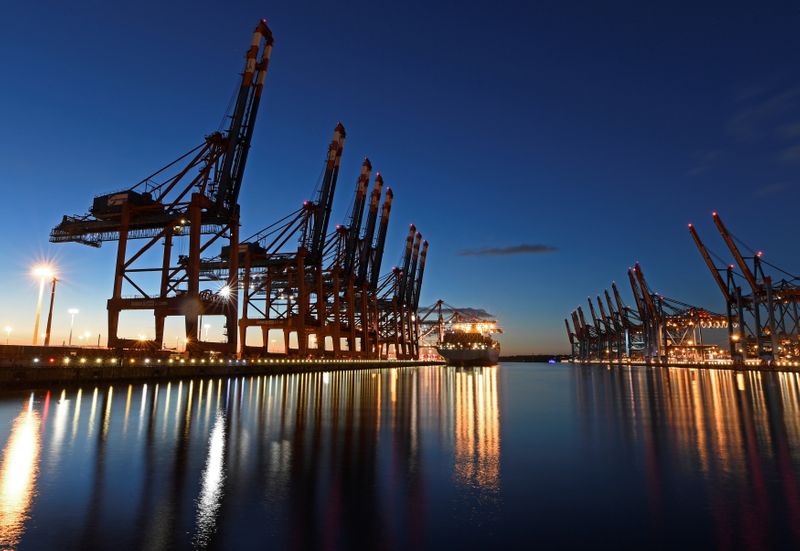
xmin=1 ymin=363 xmax=800 ymax=548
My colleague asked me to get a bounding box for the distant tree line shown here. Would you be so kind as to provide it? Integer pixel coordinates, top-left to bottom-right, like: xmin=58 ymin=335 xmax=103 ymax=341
xmin=499 ymin=354 xmax=570 ymax=363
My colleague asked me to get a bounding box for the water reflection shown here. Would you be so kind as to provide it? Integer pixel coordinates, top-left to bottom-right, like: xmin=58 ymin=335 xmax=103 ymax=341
xmin=6 ymin=363 xmax=800 ymax=547
xmin=574 ymin=366 xmax=800 ymax=547
xmin=193 ymin=409 xmax=225 ymax=547
xmin=0 ymin=366 xmax=502 ymax=548
xmin=453 ymin=368 xmax=500 ymax=490
xmin=0 ymin=402 xmax=41 ymax=548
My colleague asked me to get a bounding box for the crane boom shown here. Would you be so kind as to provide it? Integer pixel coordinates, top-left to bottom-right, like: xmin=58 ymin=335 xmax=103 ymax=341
xmin=397 ymin=225 xmax=416 ymax=299
xmin=405 ymin=233 xmax=422 ymax=305
xmin=565 ymin=319 xmax=574 ymax=345
xmin=688 ymin=223 xmax=731 ymax=302
xmin=627 ymin=269 xmax=647 ymax=320
xmin=369 ymin=188 xmax=393 ymax=291
xmin=412 ymin=240 xmax=428 ymax=311
xmin=357 ymin=174 xmax=383 ymax=283
xmin=604 ymin=290 xmax=617 ymax=322
xmin=597 ymin=295 xmax=610 ymax=328
xmin=633 ymin=263 xmax=659 ymax=320
xmin=712 ymin=212 xmax=759 ymax=293
xmin=571 ymin=311 xmax=582 ymax=339
xmin=343 ymin=159 xmax=371 ymax=277
xmin=309 ymin=123 xmax=346 ymax=261
xmin=216 ymin=20 xmax=275 ymax=211
xmin=588 ymin=298 xmax=599 ymax=330
xmin=612 ymin=282 xmax=630 ymax=327
xmin=577 ymin=307 xmax=589 ymax=336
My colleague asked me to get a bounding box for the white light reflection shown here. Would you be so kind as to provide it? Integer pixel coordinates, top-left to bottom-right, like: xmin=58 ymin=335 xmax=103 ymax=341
xmin=0 ymin=405 xmax=42 ymax=548
xmin=48 ymin=391 xmax=70 ymax=464
xmin=193 ymin=409 xmax=226 ymax=547
xmin=70 ymin=388 xmax=82 ymax=445
xmin=86 ymin=387 xmax=99 ymax=439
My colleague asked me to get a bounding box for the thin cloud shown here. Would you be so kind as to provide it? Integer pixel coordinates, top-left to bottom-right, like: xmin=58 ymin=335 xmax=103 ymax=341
xmin=754 ymin=182 xmax=792 ymax=197
xmin=778 ymin=144 xmax=800 ymax=163
xmin=728 ymin=85 xmax=800 ymax=142
xmin=687 ymin=149 xmax=724 ymax=176
xmin=459 ymin=244 xmax=557 ymax=256
xmin=780 ymin=121 xmax=800 ymax=139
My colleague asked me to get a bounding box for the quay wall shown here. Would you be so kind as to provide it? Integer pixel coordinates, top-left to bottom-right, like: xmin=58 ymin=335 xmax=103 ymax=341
xmin=0 ymin=345 xmax=444 ymax=388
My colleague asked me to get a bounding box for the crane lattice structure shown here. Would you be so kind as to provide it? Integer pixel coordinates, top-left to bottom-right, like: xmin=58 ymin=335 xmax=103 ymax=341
xmin=50 ymin=20 xmax=274 ymax=356
xmin=376 ymin=226 xmax=428 ymax=359
xmin=689 ymin=212 xmax=800 ymax=364
xmin=233 ymin=133 xmax=420 ymax=359
xmin=48 ymin=20 xmax=430 ymax=360
xmin=566 ymin=263 xmax=726 ymax=364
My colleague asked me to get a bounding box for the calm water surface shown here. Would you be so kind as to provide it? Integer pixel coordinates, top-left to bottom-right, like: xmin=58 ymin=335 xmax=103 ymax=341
xmin=1 ymin=363 xmax=800 ymax=549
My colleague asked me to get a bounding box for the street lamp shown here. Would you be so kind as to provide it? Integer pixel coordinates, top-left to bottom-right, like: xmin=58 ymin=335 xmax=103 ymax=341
xmin=31 ymin=265 xmax=56 ymax=346
xmin=43 ymin=276 xmax=58 ymax=346
xmin=67 ymin=309 xmax=79 ymax=346
xmin=4 ymin=326 xmax=11 ymax=345
xmin=203 ymin=323 xmax=211 ymax=341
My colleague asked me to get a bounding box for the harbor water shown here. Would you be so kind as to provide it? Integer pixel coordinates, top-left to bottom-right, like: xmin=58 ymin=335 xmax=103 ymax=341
xmin=1 ymin=363 xmax=800 ymax=549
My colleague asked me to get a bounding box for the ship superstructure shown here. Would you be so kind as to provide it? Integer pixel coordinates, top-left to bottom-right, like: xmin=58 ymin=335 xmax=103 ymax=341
xmin=419 ymin=301 xmax=501 ymax=366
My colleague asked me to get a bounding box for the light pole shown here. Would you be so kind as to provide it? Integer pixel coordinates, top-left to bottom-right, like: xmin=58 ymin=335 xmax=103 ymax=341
xmin=32 ymin=265 xmax=55 ymax=346
xmin=44 ymin=277 xmax=58 ymax=346
xmin=68 ymin=308 xmax=79 ymax=346
xmin=4 ymin=326 xmax=11 ymax=345
xmin=204 ymin=323 xmax=210 ymax=341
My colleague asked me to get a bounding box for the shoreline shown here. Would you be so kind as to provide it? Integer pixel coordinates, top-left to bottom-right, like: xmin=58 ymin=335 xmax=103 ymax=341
xmin=568 ymin=360 xmax=800 ymax=374
xmin=0 ymin=358 xmax=445 ymax=389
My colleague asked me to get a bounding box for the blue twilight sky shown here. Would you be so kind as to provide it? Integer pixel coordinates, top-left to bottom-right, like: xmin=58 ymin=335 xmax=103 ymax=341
xmin=1 ymin=2 xmax=800 ymax=354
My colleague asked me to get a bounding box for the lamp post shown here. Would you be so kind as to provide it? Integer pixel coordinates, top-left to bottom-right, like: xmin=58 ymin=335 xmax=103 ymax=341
xmin=68 ymin=308 xmax=79 ymax=346
xmin=32 ymin=265 xmax=55 ymax=346
xmin=203 ymin=323 xmax=211 ymax=341
xmin=44 ymin=277 xmax=58 ymax=346
xmin=4 ymin=326 xmax=11 ymax=345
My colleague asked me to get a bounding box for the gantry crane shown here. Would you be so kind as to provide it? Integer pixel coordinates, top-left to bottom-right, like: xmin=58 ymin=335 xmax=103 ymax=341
xmin=234 ymin=123 xmax=347 ymax=357
xmin=376 ymin=225 xmax=428 ymax=359
xmin=49 ymin=20 xmax=430 ymax=360
xmin=50 ymin=20 xmax=274 ymax=355
xmin=689 ymin=212 xmax=800 ymax=364
xmin=567 ymin=263 xmax=726 ymax=364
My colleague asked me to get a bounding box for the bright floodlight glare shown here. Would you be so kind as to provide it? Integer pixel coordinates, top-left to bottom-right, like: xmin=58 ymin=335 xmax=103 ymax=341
xmin=32 ymin=265 xmax=55 ymax=278
xmin=68 ymin=308 xmax=79 ymax=315
xmin=219 ymin=285 xmax=231 ymax=298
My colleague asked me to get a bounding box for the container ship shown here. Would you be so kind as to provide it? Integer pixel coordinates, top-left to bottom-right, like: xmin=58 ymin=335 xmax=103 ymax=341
xmin=421 ymin=302 xmax=501 ymax=366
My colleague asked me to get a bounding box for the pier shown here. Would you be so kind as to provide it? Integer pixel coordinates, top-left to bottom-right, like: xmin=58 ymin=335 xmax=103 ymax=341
xmin=0 ymin=344 xmax=442 ymax=387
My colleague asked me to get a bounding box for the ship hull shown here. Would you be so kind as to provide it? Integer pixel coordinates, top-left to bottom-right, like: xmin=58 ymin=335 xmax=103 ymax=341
xmin=436 ymin=347 xmax=500 ymax=367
